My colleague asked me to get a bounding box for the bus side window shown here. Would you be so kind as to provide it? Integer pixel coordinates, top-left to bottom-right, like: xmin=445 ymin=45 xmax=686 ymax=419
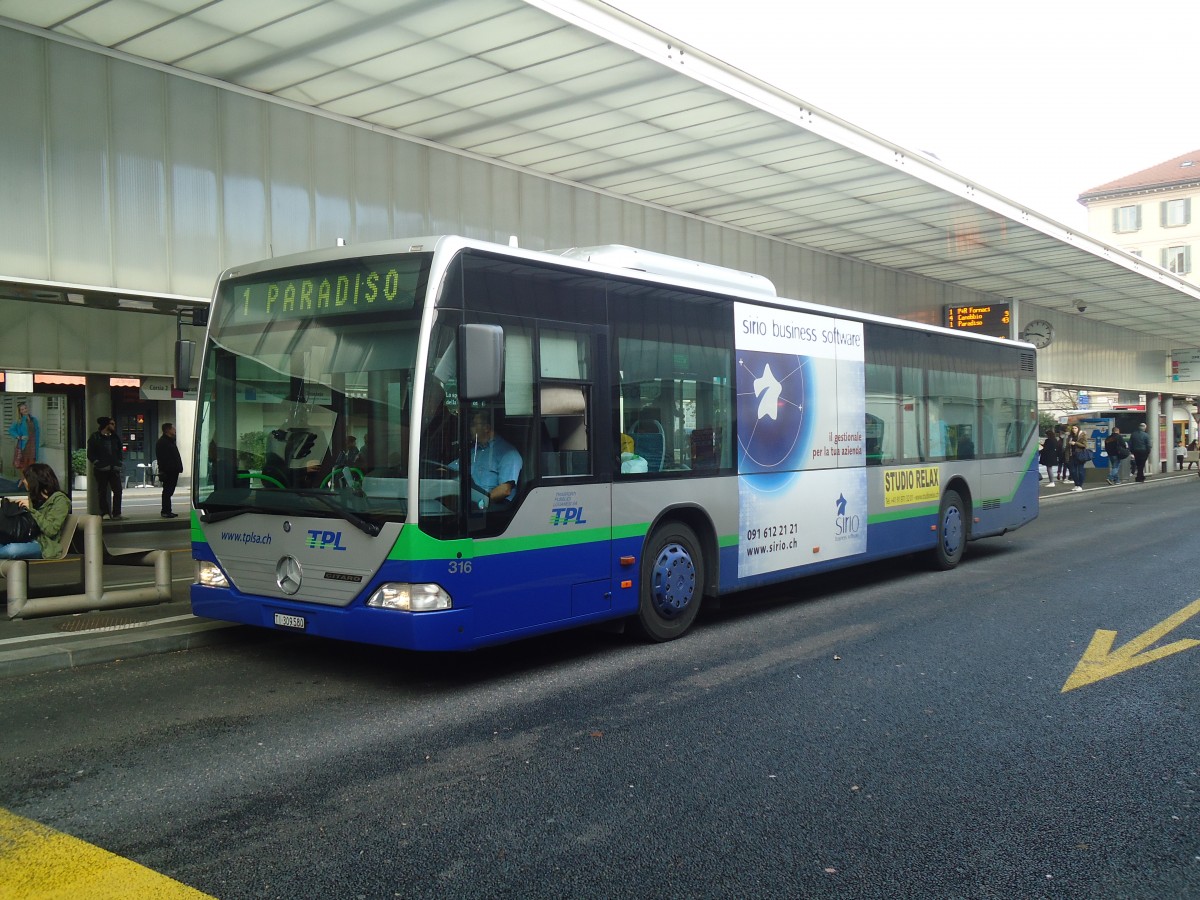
xmin=540 ymin=385 xmax=589 ymax=477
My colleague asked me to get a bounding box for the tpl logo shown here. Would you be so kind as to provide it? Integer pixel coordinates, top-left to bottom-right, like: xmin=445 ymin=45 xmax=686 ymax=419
xmin=307 ymin=529 xmax=348 ymax=551
xmin=549 ymin=506 xmax=588 ymax=526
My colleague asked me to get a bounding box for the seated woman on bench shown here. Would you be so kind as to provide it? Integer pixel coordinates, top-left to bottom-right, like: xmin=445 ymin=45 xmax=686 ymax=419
xmin=0 ymin=462 xmax=71 ymax=560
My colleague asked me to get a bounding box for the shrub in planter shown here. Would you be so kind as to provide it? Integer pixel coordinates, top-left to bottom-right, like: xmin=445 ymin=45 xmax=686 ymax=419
xmin=72 ymin=448 xmax=89 ymax=477
xmin=71 ymin=448 xmax=89 ymax=489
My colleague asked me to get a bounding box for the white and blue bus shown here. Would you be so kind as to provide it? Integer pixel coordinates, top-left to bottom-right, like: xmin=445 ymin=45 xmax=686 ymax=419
xmin=190 ymin=236 xmax=1039 ymax=649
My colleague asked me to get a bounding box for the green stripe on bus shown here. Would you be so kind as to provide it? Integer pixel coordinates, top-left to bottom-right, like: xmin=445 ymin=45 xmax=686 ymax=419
xmin=388 ymin=521 xmax=653 ymax=562
xmin=613 ymin=522 xmax=651 ymax=542
xmin=474 ymin=526 xmax=613 ymax=557
xmin=869 ymin=504 xmax=938 ymax=525
xmin=190 ymin=509 xmax=206 ymax=543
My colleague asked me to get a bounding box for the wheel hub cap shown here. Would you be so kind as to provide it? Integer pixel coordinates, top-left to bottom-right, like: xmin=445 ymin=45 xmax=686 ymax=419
xmin=651 ymin=543 xmax=696 ymax=619
xmin=942 ymin=506 xmax=963 ymax=556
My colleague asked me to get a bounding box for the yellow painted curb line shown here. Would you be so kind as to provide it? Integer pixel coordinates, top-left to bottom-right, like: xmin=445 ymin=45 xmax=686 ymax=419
xmin=0 ymin=807 xmax=214 ymax=899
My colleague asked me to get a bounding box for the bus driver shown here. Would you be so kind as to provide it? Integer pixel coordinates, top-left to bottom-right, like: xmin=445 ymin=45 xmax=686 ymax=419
xmin=448 ymin=410 xmax=522 ymax=507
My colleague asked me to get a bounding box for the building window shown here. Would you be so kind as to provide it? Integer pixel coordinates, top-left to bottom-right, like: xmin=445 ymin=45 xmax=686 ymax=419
xmin=1162 ymin=198 xmax=1191 ymax=228
xmin=1162 ymin=245 xmax=1191 ymax=274
xmin=1113 ymin=205 xmax=1141 ymax=233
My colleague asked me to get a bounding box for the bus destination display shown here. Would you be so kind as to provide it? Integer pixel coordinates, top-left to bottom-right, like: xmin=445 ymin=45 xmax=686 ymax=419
xmin=223 ymin=256 xmax=425 ymax=326
xmin=943 ymin=303 xmax=1010 ymax=339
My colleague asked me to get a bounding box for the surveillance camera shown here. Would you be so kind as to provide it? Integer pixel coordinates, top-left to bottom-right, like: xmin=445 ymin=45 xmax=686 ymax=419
xmin=1075 ymin=303 xmax=1087 ymax=313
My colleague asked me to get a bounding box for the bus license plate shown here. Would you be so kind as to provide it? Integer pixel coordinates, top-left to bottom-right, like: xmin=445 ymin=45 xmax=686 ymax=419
xmin=274 ymin=612 xmax=306 ymax=631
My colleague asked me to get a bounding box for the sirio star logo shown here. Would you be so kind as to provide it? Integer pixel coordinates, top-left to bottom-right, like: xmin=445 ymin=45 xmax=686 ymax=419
xmin=835 ymin=493 xmax=847 ymax=517
xmin=753 ymin=363 xmax=783 ymax=420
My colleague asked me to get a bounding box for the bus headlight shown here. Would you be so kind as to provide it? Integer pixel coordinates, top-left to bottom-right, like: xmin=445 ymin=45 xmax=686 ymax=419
xmin=366 ymin=582 xmax=452 ymax=612
xmin=196 ymin=560 xmax=229 ymax=588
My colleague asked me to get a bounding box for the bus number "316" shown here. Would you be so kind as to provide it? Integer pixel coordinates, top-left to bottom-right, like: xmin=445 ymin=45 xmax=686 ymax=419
xmin=447 ymin=560 xmax=473 ymax=574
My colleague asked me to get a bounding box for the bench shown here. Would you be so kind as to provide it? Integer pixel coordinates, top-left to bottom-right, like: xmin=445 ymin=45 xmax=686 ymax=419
xmin=2 ymin=513 xmax=173 ymax=619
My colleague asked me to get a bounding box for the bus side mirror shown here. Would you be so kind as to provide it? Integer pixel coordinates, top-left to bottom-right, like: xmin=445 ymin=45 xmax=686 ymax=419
xmin=459 ymin=324 xmax=504 ymax=400
xmin=175 ymin=339 xmax=195 ymax=391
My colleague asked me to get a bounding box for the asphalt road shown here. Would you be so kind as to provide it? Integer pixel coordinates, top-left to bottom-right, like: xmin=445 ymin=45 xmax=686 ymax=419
xmin=2 ymin=480 xmax=1198 ymax=898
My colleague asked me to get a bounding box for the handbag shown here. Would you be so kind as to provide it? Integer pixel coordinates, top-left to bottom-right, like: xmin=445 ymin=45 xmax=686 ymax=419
xmin=0 ymin=497 xmax=40 ymax=543
xmin=1073 ymin=448 xmax=1093 ymax=463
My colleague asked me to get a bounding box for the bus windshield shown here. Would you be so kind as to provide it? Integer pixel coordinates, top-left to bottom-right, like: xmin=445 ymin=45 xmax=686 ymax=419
xmin=195 ymin=253 xmax=431 ymax=527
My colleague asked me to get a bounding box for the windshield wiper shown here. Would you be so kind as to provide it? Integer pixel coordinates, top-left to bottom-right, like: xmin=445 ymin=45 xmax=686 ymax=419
xmin=306 ymin=492 xmax=382 ymax=537
xmin=197 ymin=505 xmax=250 ymax=525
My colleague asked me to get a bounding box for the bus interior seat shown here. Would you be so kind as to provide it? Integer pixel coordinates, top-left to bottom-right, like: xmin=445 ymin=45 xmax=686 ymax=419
xmin=632 ymin=415 xmax=665 ymax=472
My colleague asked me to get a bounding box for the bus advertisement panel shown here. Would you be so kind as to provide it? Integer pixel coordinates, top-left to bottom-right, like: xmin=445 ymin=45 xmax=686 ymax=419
xmin=734 ymin=303 xmax=866 ymax=576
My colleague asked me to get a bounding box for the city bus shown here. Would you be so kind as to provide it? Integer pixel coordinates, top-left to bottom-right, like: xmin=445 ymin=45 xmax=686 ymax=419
xmin=190 ymin=235 xmax=1039 ymax=650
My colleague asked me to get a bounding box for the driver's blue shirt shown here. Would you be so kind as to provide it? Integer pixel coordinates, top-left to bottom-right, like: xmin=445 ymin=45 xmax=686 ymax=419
xmin=449 ymin=434 xmax=522 ymax=502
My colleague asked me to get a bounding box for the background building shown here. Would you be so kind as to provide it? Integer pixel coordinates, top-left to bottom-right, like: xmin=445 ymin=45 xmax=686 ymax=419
xmin=1079 ymin=150 xmax=1200 ymax=285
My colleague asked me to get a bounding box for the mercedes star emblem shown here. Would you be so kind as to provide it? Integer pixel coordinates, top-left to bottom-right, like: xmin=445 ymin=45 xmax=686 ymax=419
xmin=275 ymin=556 xmax=303 ymax=595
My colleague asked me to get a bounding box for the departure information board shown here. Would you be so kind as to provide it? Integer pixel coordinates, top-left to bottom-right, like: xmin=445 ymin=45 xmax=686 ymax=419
xmin=943 ymin=303 xmax=1011 ymax=339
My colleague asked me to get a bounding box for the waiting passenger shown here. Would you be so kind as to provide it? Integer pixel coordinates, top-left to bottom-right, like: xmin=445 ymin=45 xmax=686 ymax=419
xmin=619 ymin=433 xmax=648 ymax=473
xmin=0 ymin=463 xmax=70 ymax=560
xmin=1039 ymin=428 xmax=1061 ymax=487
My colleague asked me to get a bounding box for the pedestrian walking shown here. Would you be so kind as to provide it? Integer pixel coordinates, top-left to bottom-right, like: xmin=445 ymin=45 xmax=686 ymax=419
xmin=155 ymin=422 xmax=183 ymax=518
xmin=1129 ymin=422 xmax=1151 ymax=483
xmin=1104 ymin=427 xmax=1128 ymax=484
xmin=1176 ymin=439 xmax=1186 ymax=471
xmin=1065 ymin=424 xmax=1089 ymax=492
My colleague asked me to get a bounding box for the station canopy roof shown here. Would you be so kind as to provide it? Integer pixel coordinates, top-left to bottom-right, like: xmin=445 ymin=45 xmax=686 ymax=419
xmin=3 ymin=0 xmax=1199 ymax=341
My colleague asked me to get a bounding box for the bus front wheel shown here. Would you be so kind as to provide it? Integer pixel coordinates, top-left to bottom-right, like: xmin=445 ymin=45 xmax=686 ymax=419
xmin=634 ymin=522 xmax=704 ymax=642
xmin=931 ymin=489 xmax=967 ymax=570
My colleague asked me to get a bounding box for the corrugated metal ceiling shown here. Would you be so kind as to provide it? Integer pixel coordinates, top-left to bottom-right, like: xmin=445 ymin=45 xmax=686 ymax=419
xmin=2 ymin=0 xmax=1197 ymax=340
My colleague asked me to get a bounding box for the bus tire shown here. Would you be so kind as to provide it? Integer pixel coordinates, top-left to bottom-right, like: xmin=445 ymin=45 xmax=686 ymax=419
xmin=634 ymin=522 xmax=704 ymax=642
xmin=931 ymin=489 xmax=966 ymax=570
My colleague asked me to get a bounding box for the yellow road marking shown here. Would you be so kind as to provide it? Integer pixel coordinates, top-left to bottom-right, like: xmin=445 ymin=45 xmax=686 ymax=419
xmin=0 ymin=807 xmax=215 ymax=899
xmin=1062 ymin=597 xmax=1200 ymax=692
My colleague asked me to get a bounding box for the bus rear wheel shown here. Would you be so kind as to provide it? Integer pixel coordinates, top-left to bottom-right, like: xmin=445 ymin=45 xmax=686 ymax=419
xmin=634 ymin=522 xmax=704 ymax=642
xmin=931 ymin=489 xmax=966 ymax=570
